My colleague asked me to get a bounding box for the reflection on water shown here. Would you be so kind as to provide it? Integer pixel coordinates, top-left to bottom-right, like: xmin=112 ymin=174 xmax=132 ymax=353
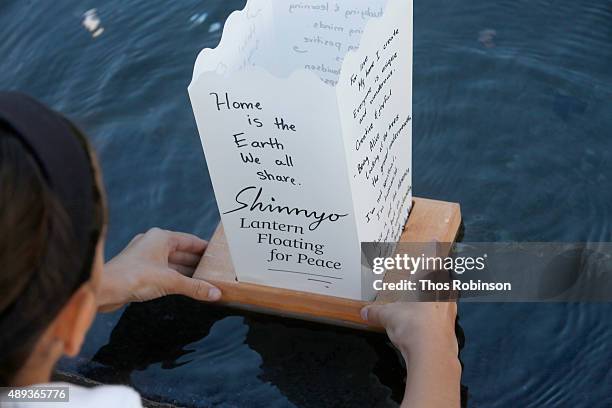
xmin=79 ymin=297 xmax=403 ymax=407
xmin=1 ymin=0 xmax=612 ymax=406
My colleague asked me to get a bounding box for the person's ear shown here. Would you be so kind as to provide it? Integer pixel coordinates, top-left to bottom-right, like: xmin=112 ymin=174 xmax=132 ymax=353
xmin=51 ymin=284 xmax=97 ymax=357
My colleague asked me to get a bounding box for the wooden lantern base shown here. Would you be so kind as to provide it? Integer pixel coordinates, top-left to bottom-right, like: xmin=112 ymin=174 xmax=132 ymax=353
xmin=194 ymin=197 xmax=462 ymax=331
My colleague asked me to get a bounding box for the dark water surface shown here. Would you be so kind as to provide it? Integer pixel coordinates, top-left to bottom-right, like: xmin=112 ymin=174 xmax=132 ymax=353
xmin=1 ymin=0 xmax=612 ymax=406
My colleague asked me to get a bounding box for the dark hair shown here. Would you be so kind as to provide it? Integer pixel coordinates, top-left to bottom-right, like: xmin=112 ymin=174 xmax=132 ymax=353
xmin=0 ymin=122 xmax=105 ymax=385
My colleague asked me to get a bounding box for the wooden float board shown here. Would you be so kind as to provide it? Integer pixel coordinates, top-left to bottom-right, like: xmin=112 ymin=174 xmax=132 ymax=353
xmin=194 ymin=197 xmax=462 ymax=331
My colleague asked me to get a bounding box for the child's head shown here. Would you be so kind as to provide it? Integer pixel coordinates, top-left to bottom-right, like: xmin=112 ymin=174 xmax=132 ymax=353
xmin=0 ymin=93 xmax=107 ymax=385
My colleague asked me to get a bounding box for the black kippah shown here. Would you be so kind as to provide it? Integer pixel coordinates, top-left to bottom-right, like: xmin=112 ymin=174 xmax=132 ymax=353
xmin=0 ymin=92 xmax=95 ymax=262
xmin=0 ymin=92 xmax=98 ymax=357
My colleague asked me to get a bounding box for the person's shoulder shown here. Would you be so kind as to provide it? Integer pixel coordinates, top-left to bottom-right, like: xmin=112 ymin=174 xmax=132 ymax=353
xmin=1 ymin=382 xmax=143 ymax=408
xmin=65 ymin=382 xmax=143 ymax=408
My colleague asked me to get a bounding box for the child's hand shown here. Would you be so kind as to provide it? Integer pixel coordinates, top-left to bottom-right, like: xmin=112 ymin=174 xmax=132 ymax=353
xmin=361 ymin=302 xmax=458 ymax=359
xmin=98 ymin=228 xmax=221 ymax=312
xmin=361 ymin=302 xmax=461 ymax=408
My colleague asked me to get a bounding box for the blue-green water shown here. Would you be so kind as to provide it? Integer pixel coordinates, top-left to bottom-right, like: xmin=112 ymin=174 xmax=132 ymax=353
xmin=1 ymin=0 xmax=612 ymax=406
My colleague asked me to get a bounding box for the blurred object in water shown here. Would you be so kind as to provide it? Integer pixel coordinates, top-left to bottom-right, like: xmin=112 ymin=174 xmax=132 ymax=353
xmin=553 ymin=92 xmax=587 ymax=121
xmin=82 ymin=9 xmax=104 ymax=38
xmin=478 ymin=29 xmax=497 ymax=48
xmin=209 ymin=22 xmax=222 ymax=33
xmin=190 ymin=12 xmax=209 ymax=26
